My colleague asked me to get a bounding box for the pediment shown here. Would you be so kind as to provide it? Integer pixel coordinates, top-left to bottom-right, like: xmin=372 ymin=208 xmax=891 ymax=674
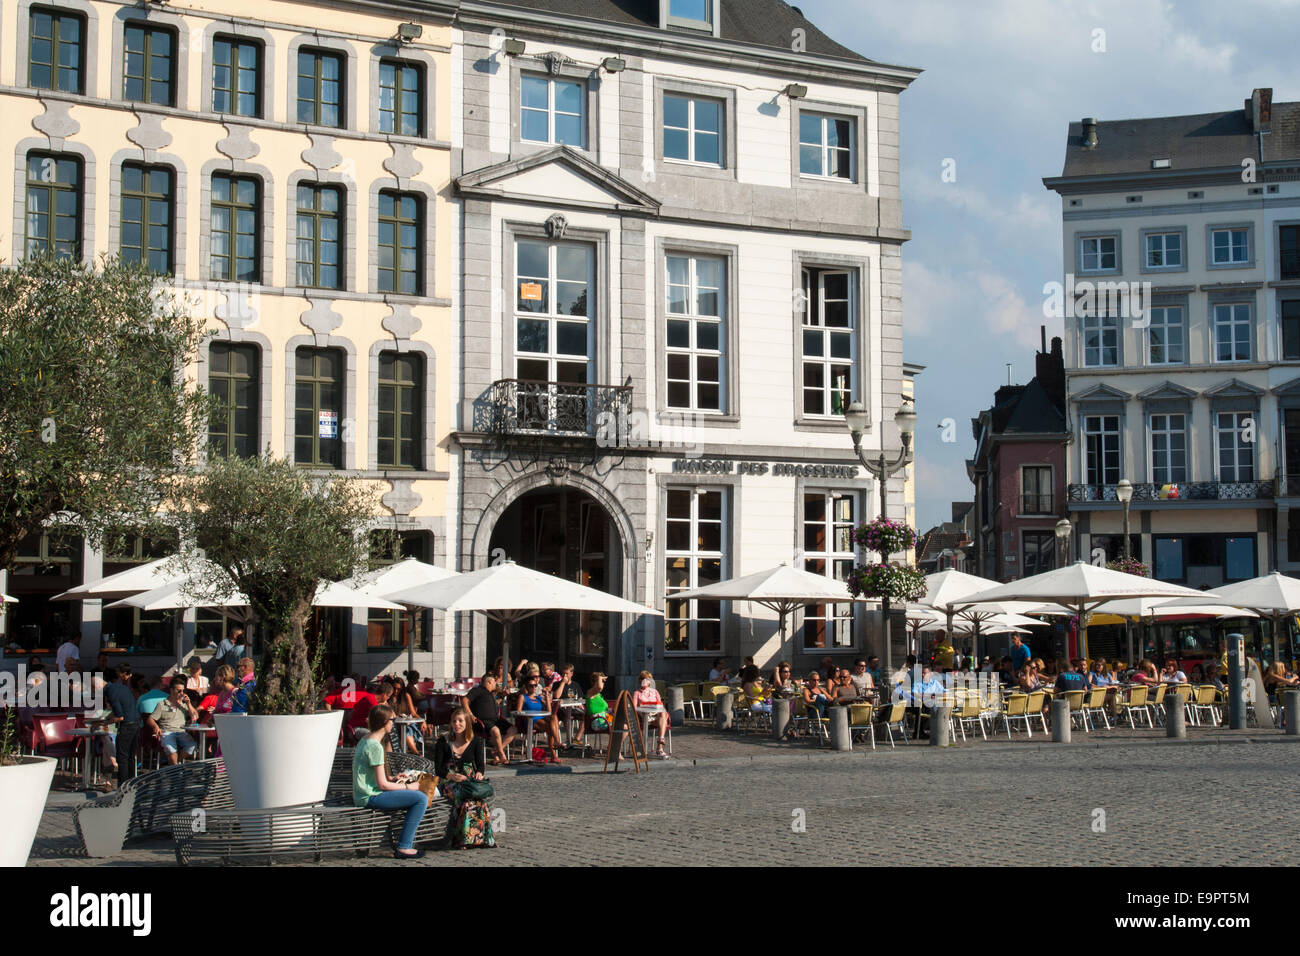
xmin=1137 ymin=380 xmax=1198 ymax=402
xmin=1071 ymin=382 xmax=1131 ymax=403
xmin=1205 ymin=378 xmax=1264 ymax=398
xmin=455 ymin=146 xmax=661 ymax=214
xmin=1273 ymin=375 xmax=1300 ymax=397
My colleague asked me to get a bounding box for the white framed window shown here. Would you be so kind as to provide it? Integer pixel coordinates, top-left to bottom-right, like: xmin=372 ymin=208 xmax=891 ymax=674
xmin=1080 ymin=235 xmax=1117 ymax=272
xmin=1083 ymin=314 xmax=1119 ymax=367
xmin=666 ymin=0 xmax=714 ymax=29
xmin=664 ymin=487 xmax=726 ymax=653
xmin=801 ymin=268 xmax=855 ymax=416
xmin=1144 ymin=232 xmax=1182 ymax=269
xmin=1211 ymin=227 xmax=1250 ymax=265
xmin=663 ymin=94 xmax=722 ymax=166
xmin=802 ymin=491 xmax=856 ymax=651
xmin=1217 ymin=412 xmax=1255 ymax=482
xmin=665 ymin=254 xmax=724 ymax=412
xmin=1150 ymin=413 xmax=1187 ymax=485
xmin=1213 ymin=303 xmax=1251 ymax=362
xmin=514 ymin=238 xmax=593 ymax=399
xmin=1083 ymin=415 xmax=1120 ymax=486
xmin=520 ymin=74 xmax=584 ymax=147
xmin=798 ymin=112 xmax=854 ymax=180
xmin=1147 ymin=306 xmax=1184 ymax=364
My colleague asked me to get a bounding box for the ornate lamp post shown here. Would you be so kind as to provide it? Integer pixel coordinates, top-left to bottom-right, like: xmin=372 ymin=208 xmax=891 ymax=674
xmin=1115 ymin=478 xmax=1135 ymax=665
xmin=845 ymin=401 xmax=917 ymax=677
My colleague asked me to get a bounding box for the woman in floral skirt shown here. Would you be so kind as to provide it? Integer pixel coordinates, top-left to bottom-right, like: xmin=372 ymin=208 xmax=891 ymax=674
xmin=433 ymin=707 xmax=495 ymax=849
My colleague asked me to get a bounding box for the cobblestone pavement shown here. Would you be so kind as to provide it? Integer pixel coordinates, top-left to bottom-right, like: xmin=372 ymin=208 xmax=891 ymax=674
xmin=30 ymin=730 xmax=1300 ymax=867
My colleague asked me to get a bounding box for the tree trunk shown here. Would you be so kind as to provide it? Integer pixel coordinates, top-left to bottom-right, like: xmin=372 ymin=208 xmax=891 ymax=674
xmin=256 ymin=598 xmax=317 ymax=714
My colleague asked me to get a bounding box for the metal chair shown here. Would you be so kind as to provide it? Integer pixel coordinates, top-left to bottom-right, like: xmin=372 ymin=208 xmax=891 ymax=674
xmin=1001 ymin=693 xmax=1032 ymax=737
xmin=1083 ymin=686 xmax=1111 ymax=731
xmin=1025 ymin=690 xmax=1049 ymax=734
xmin=1117 ymin=684 xmax=1153 ymax=728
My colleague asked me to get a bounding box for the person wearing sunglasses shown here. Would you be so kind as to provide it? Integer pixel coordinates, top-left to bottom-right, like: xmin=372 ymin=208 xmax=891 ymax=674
xmin=513 ymin=665 xmax=563 ymax=762
xmin=802 ymin=672 xmax=832 ymax=721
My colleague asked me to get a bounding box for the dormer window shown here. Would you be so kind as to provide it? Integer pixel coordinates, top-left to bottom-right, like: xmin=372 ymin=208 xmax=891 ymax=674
xmin=663 ymin=0 xmax=718 ymax=34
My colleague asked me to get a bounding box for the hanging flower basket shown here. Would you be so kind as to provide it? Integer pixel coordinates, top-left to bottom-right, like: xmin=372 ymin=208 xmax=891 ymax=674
xmin=851 ymin=517 xmax=919 ymax=558
xmin=1106 ymin=557 xmax=1150 ymax=578
xmin=847 ymin=562 xmax=928 ymax=603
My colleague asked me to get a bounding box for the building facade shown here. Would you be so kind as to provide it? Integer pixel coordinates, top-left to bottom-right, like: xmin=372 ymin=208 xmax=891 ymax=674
xmin=0 ymin=0 xmax=458 ymax=676
xmin=448 ymin=0 xmax=920 ymax=684
xmin=1044 ymin=91 xmax=1300 ymax=588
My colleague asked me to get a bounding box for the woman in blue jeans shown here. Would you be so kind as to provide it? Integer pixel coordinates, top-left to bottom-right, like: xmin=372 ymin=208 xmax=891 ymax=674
xmin=353 ymin=703 xmax=428 ymax=860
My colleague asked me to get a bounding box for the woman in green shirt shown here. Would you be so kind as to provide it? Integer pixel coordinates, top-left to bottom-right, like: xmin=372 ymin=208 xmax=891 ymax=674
xmin=353 ymin=703 xmax=428 ymax=860
xmin=586 ymin=672 xmax=610 ymax=731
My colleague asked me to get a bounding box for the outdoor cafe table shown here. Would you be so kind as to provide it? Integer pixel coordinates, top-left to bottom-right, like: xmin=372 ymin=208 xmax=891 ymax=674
xmin=635 ymin=704 xmax=669 ymax=755
xmin=555 ymin=698 xmax=584 ymax=747
xmin=391 ymin=716 xmax=426 ymax=756
xmin=68 ymin=724 xmax=114 ymax=788
xmin=185 ymin=724 xmax=216 ymax=759
xmin=510 ymin=710 xmax=551 ymax=763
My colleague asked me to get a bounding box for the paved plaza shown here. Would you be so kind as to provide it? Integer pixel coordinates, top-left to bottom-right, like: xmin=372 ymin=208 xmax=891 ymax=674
xmin=29 ymin=730 xmax=1300 ymax=867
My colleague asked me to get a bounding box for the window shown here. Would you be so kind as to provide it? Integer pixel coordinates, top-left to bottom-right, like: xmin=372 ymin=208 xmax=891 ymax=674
xmin=1217 ymin=412 xmax=1254 ymax=483
xmin=1150 ymin=413 xmax=1187 ymax=485
xmin=24 ymin=152 xmax=81 ymax=260
xmin=294 ymin=347 xmax=343 ymax=468
xmin=800 ymin=268 xmax=854 ymax=416
xmin=376 ymin=191 xmax=422 ymax=295
xmin=1213 ymin=303 xmax=1251 ymax=362
xmin=520 ymin=75 xmax=584 ymax=147
xmin=1283 ymin=300 xmax=1300 ymax=361
xmin=100 ymin=531 xmax=178 ymax=654
xmin=1082 ymin=314 xmax=1118 ymax=367
xmin=297 ymin=49 xmax=343 ymax=127
xmin=377 ymin=351 xmax=421 ymax=469
xmin=29 ymin=8 xmax=84 ymax=93
xmin=120 ymin=163 xmax=173 ymax=275
xmin=666 ymin=254 xmax=725 ymax=412
xmin=1211 ymin=227 xmax=1249 ymax=266
xmin=664 ymin=488 xmax=725 ymax=653
xmin=210 ymin=173 xmax=259 ymax=282
xmin=1155 ymin=537 xmax=1183 ymax=581
xmin=1083 ymin=415 xmax=1119 ymax=486
xmin=367 ymin=531 xmax=430 ymax=649
xmin=123 ymin=23 xmax=175 ymax=106
xmin=1144 ymin=232 xmax=1182 ymax=269
xmin=798 ymin=113 xmax=854 ymax=180
xmin=1287 ymin=410 xmax=1300 ymax=480
xmin=663 ymin=94 xmax=722 ymax=166
xmin=1281 ymin=225 xmax=1300 ymax=280
xmin=208 ymin=344 xmax=259 ymax=459
xmin=212 ymin=36 xmax=260 ymax=117
xmin=1225 ymin=536 xmax=1254 ymax=581
xmin=515 ymin=239 xmax=593 ymax=385
xmin=296 ymin=184 xmax=343 ymax=289
xmin=1021 ymin=466 xmax=1053 ymax=514
xmin=1090 ymin=534 xmax=1141 ymax=564
xmin=1146 ymin=306 xmax=1184 ymax=364
xmin=1023 ymin=531 xmax=1056 ymax=577
xmin=666 ymin=0 xmax=713 ymax=29
xmin=1080 ymin=235 xmax=1117 ymax=272
xmin=378 ymin=59 xmax=422 ymax=136
xmin=802 ymin=492 xmax=855 ymax=650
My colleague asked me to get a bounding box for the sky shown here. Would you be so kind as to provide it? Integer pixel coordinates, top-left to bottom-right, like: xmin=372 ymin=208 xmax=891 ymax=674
xmin=797 ymin=0 xmax=1300 ymax=531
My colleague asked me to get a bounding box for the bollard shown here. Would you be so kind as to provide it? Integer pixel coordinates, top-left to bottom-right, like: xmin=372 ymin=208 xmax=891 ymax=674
xmin=772 ymin=697 xmax=792 ymax=740
xmin=1165 ymin=696 xmax=1186 ymax=738
xmin=666 ymin=686 xmax=685 ymax=727
xmin=829 ymin=706 xmax=851 ymax=751
xmin=1051 ymin=699 xmax=1071 ymax=743
xmin=1286 ymin=690 xmax=1300 ymax=735
xmin=715 ymin=691 xmax=734 ymax=731
xmin=929 ymin=707 xmax=950 ymax=746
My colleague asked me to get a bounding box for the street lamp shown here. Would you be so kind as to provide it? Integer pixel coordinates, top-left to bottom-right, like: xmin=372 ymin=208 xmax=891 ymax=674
xmin=1115 ymin=478 xmax=1135 ymax=665
xmin=1054 ymin=518 xmax=1072 ymax=568
xmin=846 ymin=401 xmax=917 ymax=678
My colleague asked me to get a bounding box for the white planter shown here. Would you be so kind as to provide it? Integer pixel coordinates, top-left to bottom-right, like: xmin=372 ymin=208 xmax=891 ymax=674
xmin=0 ymin=756 xmax=57 ymax=867
xmin=213 ymin=711 xmax=343 ymax=810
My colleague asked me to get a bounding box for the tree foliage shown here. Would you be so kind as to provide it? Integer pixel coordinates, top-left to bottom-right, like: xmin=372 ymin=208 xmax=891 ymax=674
xmin=171 ymin=454 xmax=383 ymax=715
xmin=0 ymin=256 xmax=210 ymax=572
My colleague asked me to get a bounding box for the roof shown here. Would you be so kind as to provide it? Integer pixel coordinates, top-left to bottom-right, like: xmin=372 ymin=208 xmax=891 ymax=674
xmin=486 ymin=0 xmax=876 ymax=63
xmin=993 ymin=377 xmax=1066 ymax=435
xmin=917 ymin=523 xmax=970 ymax=565
xmin=1053 ymin=102 xmax=1300 ymax=179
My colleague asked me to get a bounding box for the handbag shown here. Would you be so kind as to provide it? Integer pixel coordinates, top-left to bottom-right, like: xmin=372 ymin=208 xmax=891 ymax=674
xmin=460 ymin=778 xmax=494 ymax=801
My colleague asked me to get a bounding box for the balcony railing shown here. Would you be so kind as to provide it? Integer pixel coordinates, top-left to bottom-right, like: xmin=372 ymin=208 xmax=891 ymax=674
xmin=1068 ymin=481 xmax=1274 ymax=502
xmin=485 ymin=378 xmax=633 ymax=442
xmin=1019 ymin=494 xmax=1055 ymax=515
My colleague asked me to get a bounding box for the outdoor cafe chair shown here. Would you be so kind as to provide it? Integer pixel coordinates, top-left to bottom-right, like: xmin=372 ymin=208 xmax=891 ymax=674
xmin=1001 ymin=693 xmax=1032 ymax=738
xmin=952 ymin=691 xmax=986 ymax=741
xmin=1148 ymin=683 xmax=1169 ymax=726
xmin=34 ymin=715 xmax=82 ymax=775
xmin=1117 ymin=684 xmax=1153 ymax=729
xmin=1060 ymin=689 xmax=1088 ymax=732
xmin=1025 ymin=690 xmax=1049 ymax=734
xmin=874 ymin=701 xmax=909 ymax=748
xmin=848 ymin=703 xmax=876 ymax=748
xmin=1083 ymin=687 xmax=1111 ymax=731
xmin=1189 ymin=685 xmax=1219 ymax=727
xmin=673 ymin=683 xmax=700 ymax=719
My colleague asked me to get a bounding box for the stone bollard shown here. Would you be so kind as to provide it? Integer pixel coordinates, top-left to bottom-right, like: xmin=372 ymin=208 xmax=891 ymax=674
xmin=666 ymin=686 xmax=685 ymax=727
xmin=929 ymin=707 xmax=951 ymax=746
xmin=829 ymin=706 xmax=851 ymax=751
xmin=1165 ymin=696 xmax=1186 ymax=738
xmin=772 ymin=698 xmax=792 ymax=740
xmin=715 ymin=691 xmax=734 ymax=731
xmin=1287 ymin=690 xmax=1300 ymax=736
xmin=1051 ymin=699 xmax=1071 ymax=743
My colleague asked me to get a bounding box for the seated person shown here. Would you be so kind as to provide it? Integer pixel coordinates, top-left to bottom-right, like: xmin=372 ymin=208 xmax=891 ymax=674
xmin=1160 ymin=660 xmax=1188 ymax=684
xmin=1264 ymin=661 xmax=1300 ymax=697
xmin=1054 ymin=660 xmax=1087 ymax=693
xmin=831 ymin=669 xmax=859 ymax=705
xmin=514 ymin=666 xmax=562 ymax=763
xmin=770 ymin=661 xmax=797 ymax=698
xmin=1016 ymin=666 xmax=1041 ymax=693
xmin=1129 ymin=660 xmax=1160 ymax=685
xmin=586 ymin=672 xmax=611 ymax=733
xmin=802 ymin=672 xmax=832 ymax=720
xmin=1204 ymin=662 xmax=1226 ymax=694
xmin=632 ymin=670 xmax=671 ymax=759
xmin=849 ymin=658 xmax=875 ymax=698
xmin=551 ymin=663 xmax=579 ymax=701
xmin=353 ymin=704 xmax=427 ymax=861
xmin=136 ymin=676 xmax=167 ymax=717
xmin=184 ymin=658 xmax=210 ymax=698
xmin=147 ymin=676 xmax=199 ymax=765
xmin=707 ymin=657 xmax=729 ymax=683
xmin=1090 ymin=659 xmax=1113 ymax=687
xmin=465 ymin=673 xmax=516 ymax=765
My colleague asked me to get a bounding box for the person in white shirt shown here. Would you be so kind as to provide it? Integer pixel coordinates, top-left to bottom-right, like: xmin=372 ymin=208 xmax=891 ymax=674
xmin=1160 ymin=660 xmax=1188 ymax=684
xmin=56 ymin=634 xmax=82 ymax=672
xmin=184 ymin=658 xmax=210 ymax=696
xmin=707 ymin=657 xmax=729 ymax=683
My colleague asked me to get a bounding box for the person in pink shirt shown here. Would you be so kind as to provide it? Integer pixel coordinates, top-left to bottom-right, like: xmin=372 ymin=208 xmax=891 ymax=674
xmin=632 ymin=669 xmax=671 ymax=759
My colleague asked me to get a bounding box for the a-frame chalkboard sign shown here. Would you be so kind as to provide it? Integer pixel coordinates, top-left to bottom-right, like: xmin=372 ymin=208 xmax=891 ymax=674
xmin=602 ymin=690 xmax=647 ymax=773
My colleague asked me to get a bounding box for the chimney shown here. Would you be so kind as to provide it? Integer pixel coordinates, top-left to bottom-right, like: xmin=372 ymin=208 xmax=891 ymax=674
xmin=1082 ymin=117 xmax=1099 ymax=149
xmin=1040 ymin=324 xmax=1047 ymax=355
xmin=1246 ymin=88 xmax=1273 ymax=133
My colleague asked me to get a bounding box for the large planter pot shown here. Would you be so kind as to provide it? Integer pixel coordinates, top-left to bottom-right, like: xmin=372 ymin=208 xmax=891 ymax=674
xmin=213 ymin=711 xmax=343 ymax=810
xmin=0 ymin=756 xmax=57 ymax=866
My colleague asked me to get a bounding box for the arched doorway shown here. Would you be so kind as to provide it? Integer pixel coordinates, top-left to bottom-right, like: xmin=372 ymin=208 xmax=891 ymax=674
xmin=487 ymin=487 xmax=622 ymax=676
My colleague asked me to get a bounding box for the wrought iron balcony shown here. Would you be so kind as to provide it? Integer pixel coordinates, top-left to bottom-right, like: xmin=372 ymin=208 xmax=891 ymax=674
xmin=1067 ymin=481 xmax=1274 ymax=503
xmin=485 ymin=378 xmax=633 ymax=442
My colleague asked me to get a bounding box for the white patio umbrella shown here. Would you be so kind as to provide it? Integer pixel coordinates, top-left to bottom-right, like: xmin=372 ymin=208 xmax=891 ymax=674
xmin=52 ymin=557 xmax=180 ymax=602
xmin=386 ymin=561 xmax=662 ymax=687
xmin=671 ymin=564 xmax=869 ymax=661
xmin=1161 ymin=572 xmax=1300 ymax=663
xmin=963 ymin=562 xmax=1204 ymax=659
xmin=919 ymin=569 xmax=1045 ymax=659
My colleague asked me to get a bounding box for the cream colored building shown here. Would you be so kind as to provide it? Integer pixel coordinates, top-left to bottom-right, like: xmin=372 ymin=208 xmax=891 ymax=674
xmin=0 ymin=0 xmax=457 ymax=678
